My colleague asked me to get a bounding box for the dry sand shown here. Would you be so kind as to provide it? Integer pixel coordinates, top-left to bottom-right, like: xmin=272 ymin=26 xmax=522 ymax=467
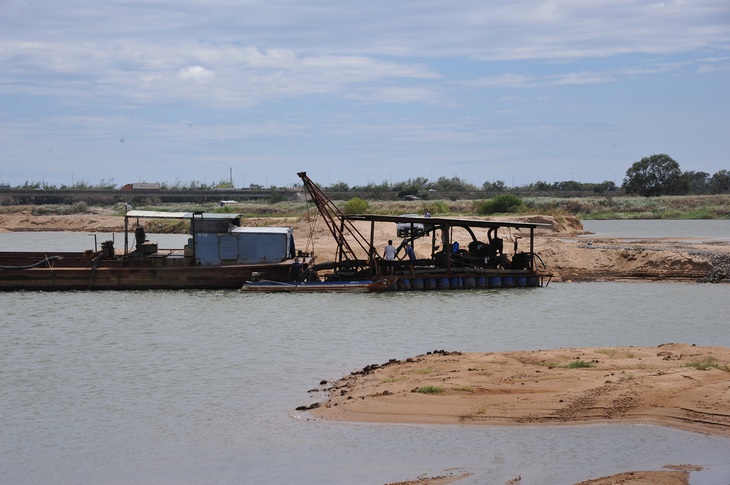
xmin=386 ymin=467 xmax=696 ymax=485
xmin=308 ymin=344 xmax=730 ymax=437
xmin=307 ymin=344 xmax=728 ymax=485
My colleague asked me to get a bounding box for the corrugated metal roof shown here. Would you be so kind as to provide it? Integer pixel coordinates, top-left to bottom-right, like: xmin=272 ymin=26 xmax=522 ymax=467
xmin=232 ymin=227 xmax=291 ymax=234
xmin=346 ymin=214 xmax=550 ymax=229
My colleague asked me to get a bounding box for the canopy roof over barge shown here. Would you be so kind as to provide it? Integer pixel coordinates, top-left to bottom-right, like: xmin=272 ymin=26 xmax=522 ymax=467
xmin=125 ymin=210 xmax=241 ymax=221
xmin=345 ymin=214 xmax=551 ymax=230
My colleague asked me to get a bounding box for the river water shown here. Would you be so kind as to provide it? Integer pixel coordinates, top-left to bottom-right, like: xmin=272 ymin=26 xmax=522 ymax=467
xmin=1 ymin=222 xmax=729 ymax=485
xmin=582 ymin=219 xmax=730 ymax=242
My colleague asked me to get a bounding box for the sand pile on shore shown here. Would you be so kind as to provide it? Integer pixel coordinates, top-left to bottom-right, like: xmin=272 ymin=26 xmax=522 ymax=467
xmin=307 ymin=343 xmax=730 ymax=437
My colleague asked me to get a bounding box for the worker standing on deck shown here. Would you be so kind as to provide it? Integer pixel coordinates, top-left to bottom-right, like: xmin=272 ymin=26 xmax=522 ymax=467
xmin=290 ymin=258 xmax=303 ymax=282
xmin=404 ymin=244 xmax=416 ymax=275
xmin=383 ymin=240 xmax=396 ymax=275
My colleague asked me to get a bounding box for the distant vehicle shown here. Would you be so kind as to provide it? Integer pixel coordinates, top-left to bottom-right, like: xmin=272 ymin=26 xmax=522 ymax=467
xmin=396 ymin=214 xmax=431 ymax=238
xmin=120 ymin=183 xmax=161 ymax=191
xmin=404 ymin=195 xmax=420 ymax=201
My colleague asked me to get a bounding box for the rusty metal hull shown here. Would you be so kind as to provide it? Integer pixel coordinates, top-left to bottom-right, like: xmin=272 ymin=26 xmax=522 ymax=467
xmin=0 ymin=251 xmax=295 ymax=291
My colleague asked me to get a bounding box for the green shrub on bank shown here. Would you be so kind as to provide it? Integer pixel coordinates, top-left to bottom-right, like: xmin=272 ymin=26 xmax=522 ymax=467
xmin=31 ymin=201 xmax=89 ymax=215
xmin=681 ymin=358 xmax=730 ymax=372
xmin=475 ymin=194 xmax=524 ymax=215
xmin=563 ymin=360 xmax=595 ymax=368
xmin=412 ymin=385 xmax=444 ymax=394
xmin=422 ymin=200 xmax=449 ymax=215
xmin=342 ymin=197 xmax=370 ymax=214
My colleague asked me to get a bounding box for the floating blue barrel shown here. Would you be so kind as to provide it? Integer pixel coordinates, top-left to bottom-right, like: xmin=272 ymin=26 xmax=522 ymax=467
xmin=527 ymin=276 xmax=540 ymax=287
xmin=411 ymin=278 xmax=424 ymax=289
xmin=502 ymin=276 xmax=515 ymax=287
xmin=488 ymin=276 xmax=502 ymax=287
xmin=476 ymin=276 xmax=487 ymax=287
xmin=463 ymin=277 xmax=476 ymax=288
xmin=438 ymin=277 xmax=450 ymax=288
xmin=449 ymin=277 xmax=461 ymax=288
xmin=400 ymin=278 xmax=411 ymax=290
xmin=516 ymin=276 xmax=527 ymax=287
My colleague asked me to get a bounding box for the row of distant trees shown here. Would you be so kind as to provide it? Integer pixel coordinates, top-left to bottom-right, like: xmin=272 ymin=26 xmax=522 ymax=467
xmin=4 ymin=154 xmax=727 ymax=198
xmin=621 ymin=154 xmax=729 ymax=197
xmin=315 ymin=154 xmax=728 ymax=198
xmin=335 ymin=155 xmax=729 ymax=198
xmin=328 ymin=176 xmax=620 ymax=199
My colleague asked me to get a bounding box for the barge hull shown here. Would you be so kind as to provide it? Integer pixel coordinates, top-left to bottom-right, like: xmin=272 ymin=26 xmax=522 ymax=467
xmin=0 ymin=252 xmax=293 ymax=291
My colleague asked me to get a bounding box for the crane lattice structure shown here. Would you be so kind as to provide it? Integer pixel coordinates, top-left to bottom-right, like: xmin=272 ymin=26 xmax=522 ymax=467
xmin=297 ymin=172 xmax=378 ymax=276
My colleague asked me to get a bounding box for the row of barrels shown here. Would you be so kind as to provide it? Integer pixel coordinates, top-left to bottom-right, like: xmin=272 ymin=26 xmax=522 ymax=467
xmin=396 ymin=274 xmax=541 ymax=290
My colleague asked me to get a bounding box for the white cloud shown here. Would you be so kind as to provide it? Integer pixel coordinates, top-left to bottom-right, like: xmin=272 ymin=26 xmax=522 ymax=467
xmin=178 ymin=65 xmax=215 ymax=83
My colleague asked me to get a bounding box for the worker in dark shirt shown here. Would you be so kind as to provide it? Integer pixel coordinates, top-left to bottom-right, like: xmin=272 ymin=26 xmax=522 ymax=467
xmin=404 ymin=244 xmax=416 ymax=275
xmin=290 ymin=258 xmax=303 ymax=282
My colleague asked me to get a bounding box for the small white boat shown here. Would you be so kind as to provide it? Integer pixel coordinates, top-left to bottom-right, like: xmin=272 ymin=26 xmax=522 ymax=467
xmin=240 ymin=278 xmax=396 ymax=293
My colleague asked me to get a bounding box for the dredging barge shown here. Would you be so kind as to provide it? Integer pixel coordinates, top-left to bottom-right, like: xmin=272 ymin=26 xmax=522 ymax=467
xmin=243 ymin=172 xmax=551 ymax=292
xmin=337 ymin=213 xmax=551 ymax=290
xmin=0 ymin=210 xmax=310 ymax=291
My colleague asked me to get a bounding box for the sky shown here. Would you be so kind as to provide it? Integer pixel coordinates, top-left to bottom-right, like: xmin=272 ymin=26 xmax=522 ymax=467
xmin=1 ymin=1 xmax=728 ymax=189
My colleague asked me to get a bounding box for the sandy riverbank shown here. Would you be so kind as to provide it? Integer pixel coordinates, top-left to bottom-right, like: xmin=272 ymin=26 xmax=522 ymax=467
xmin=307 ymin=344 xmax=730 ymax=437
xmin=306 ymin=344 xmax=729 ymax=485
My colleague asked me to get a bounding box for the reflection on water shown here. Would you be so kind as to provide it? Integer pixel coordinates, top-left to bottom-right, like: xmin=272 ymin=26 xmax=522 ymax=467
xmin=1 ymin=226 xmax=729 ymax=484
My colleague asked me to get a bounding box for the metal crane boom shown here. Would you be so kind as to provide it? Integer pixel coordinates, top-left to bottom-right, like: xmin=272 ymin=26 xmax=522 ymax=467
xmin=297 ymin=172 xmax=377 ymax=275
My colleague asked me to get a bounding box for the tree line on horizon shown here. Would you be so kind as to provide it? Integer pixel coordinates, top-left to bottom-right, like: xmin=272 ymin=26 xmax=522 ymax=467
xmin=3 ymin=154 xmax=728 ymax=198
